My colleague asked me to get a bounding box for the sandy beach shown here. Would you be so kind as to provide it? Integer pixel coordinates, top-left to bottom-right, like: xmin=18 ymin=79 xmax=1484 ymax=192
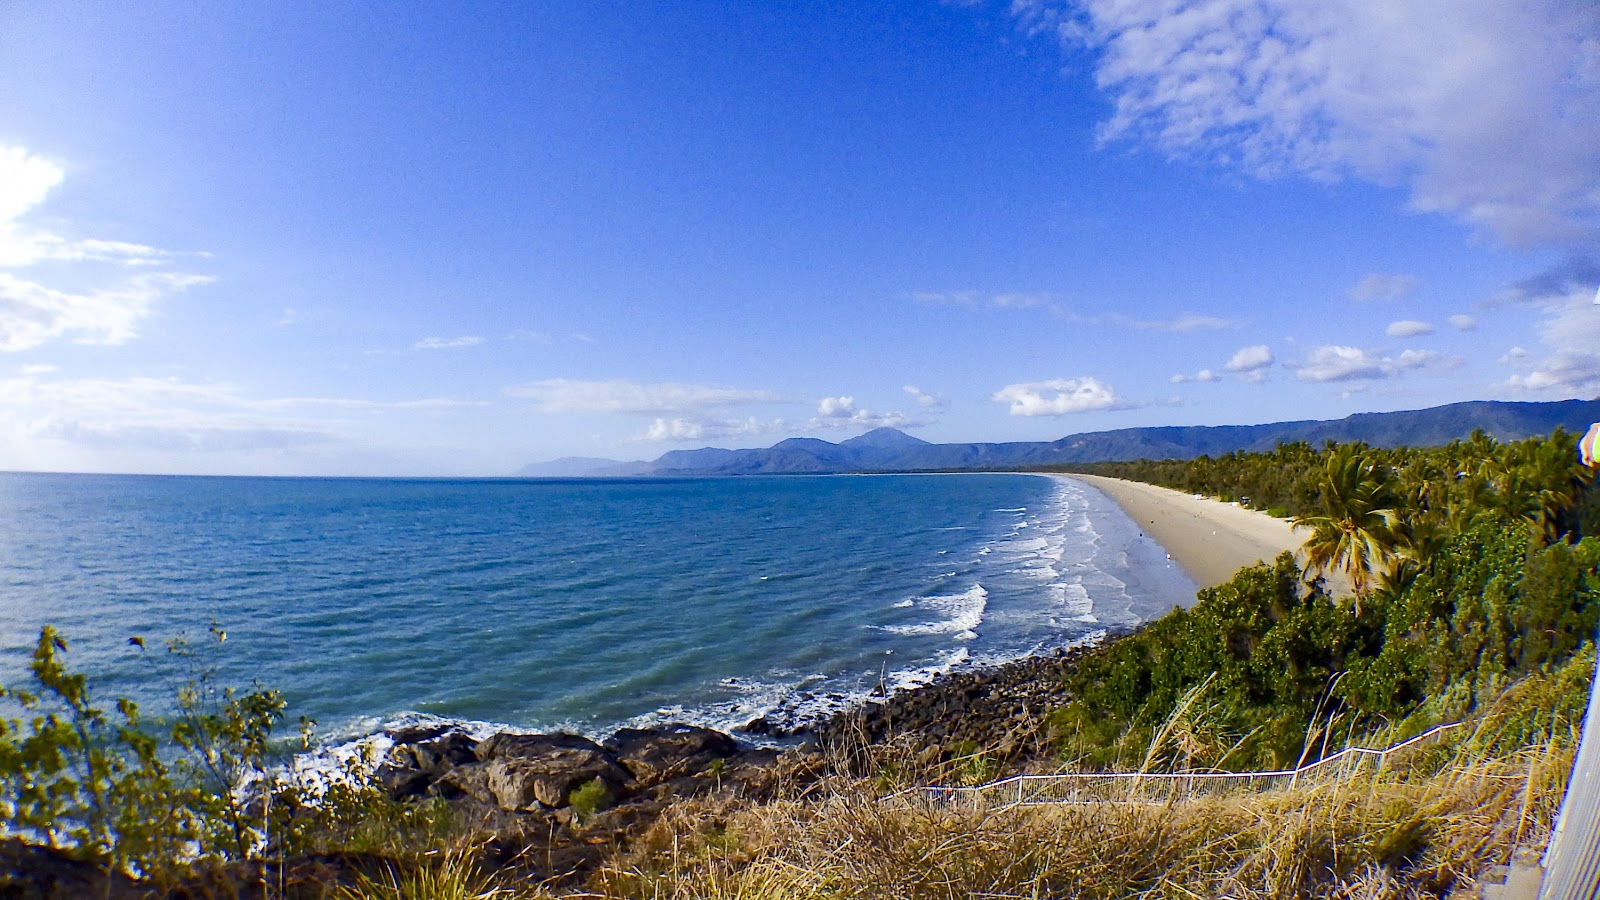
xmin=1061 ymin=473 xmax=1341 ymax=593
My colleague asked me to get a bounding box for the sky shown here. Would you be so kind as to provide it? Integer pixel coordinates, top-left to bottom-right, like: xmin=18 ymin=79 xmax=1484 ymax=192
xmin=0 ymin=0 xmax=1597 ymax=476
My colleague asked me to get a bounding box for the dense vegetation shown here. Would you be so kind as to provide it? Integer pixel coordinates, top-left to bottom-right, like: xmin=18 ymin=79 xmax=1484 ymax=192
xmin=1047 ymin=430 xmax=1600 ymax=770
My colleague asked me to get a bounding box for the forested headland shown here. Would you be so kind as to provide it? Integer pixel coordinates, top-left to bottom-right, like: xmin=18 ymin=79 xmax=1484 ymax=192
xmin=1043 ymin=429 xmax=1599 ymax=771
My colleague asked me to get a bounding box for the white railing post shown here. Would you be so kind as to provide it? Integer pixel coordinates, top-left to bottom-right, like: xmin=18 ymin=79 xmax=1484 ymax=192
xmin=1537 ymin=634 xmax=1600 ymax=900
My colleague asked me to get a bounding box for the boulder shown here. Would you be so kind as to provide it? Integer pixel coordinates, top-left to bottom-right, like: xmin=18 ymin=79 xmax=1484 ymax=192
xmin=410 ymin=732 xmax=479 ymax=770
xmin=436 ymin=765 xmax=496 ymax=805
xmin=386 ymin=722 xmax=454 ymax=745
xmin=472 ymin=732 xmax=632 ymax=811
xmin=603 ymin=724 xmax=741 ymax=787
xmin=378 ymin=766 xmax=435 ymax=800
xmin=377 ymin=730 xmax=482 ymax=800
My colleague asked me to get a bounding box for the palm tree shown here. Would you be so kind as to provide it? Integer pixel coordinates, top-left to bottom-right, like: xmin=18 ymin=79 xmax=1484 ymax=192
xmin=1295 ymin=445 xmax=1402 ymax=609
xmin=1493 ymin=431 xmax=1593 ymax=546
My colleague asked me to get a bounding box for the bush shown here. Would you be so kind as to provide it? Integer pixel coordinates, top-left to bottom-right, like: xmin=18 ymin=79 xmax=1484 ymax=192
xmin=0 ymin=626 xmax=286 ymax=878
xmin=1052 ymin=553 xmax=1354 ymax=769
xmin=568 ymin=777 xmax=614 ymax=819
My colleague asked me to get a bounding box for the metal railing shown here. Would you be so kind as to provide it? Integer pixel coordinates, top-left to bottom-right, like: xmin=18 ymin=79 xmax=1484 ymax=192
xmin=884 ymin=721 xmax=1466 ymax=810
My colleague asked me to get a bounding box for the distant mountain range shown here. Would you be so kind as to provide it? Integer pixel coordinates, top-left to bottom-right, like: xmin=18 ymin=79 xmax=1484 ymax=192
xmin=513 ymin=397 xmax=1600 ymax=477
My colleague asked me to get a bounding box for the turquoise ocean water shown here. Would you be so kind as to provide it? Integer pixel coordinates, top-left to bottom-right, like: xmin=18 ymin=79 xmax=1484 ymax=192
xmin=0 ymin=472 xmax=1195 ymax=743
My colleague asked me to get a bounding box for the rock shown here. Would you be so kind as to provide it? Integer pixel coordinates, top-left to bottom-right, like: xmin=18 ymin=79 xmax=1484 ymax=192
xmin=378 ymin=766 xmax=436 ymax=800
xmin=387 ymin=722 xmax=454 ymax=745
xmin=470 ymin=732 xmax=632 ymax=811
xmin=377 ymin=730 xmax=483 ymax=800
xmin=477 ymin=731 xmax=601 ymax=762
xmin=437 ymin=765 xmax=496 ymax=805
xmin=0 ymin=838 xmax=143 ymax=899
xmin=412 ymin=732 xmax=479 ymax=770
xmin=603 ymin=724 xmax=740 ymax=787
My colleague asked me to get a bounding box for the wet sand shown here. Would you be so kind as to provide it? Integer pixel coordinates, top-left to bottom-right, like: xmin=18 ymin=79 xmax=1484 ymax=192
xmin=1061 ymin=474 xmax=1343 ymax=593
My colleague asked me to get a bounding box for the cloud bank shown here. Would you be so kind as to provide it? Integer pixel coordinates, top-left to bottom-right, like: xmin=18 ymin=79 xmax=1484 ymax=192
xmin=1017 ymin=0 xmax=1600 ymax=246
xmin=1293 ymin=345 xmax=1456 ymax=382
xmin=508 ymin=379 xmax=779 ymax=415
xmin=1503 ymin=287 xmax=1600 ymax=392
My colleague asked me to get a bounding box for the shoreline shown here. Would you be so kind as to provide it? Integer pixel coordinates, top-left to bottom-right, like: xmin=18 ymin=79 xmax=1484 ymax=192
xmin=226 ymin=472 xmax=1335 ymax=891
xmin=337 ymin=471 xmax=1295 ymax=751
xmin=1056 ymin=473 xmax=1330 ymax=591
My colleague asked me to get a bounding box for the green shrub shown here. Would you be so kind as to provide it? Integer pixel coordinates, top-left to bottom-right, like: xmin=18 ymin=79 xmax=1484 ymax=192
xmin=568 ymin=776 xmax=613 ymax=819
xmin=0 ymin=626 xmax=286 ymax=878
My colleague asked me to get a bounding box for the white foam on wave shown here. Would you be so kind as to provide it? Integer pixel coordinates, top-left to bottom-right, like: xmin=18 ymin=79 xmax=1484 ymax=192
xmin=283 ymin=710 xmax=551 ymax=799
xmin=882 ymin=584 xmax=988 ymax=637
xmin=289 ymin=475 xmax=1198 ymax=778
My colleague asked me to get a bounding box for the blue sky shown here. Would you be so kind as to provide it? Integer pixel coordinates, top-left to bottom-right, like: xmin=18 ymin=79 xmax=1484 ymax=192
xmin=1 ymin=0 xmax=1597 ymax=475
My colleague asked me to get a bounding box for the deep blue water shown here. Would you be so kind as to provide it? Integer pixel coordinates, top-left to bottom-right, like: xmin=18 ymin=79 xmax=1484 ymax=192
xmin=0 ymin=473 xmax=1195 ymax=742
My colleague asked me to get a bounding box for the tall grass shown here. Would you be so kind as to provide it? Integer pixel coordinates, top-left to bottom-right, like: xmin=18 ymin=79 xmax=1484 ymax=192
xmin=591 ymin=739 xmax=1569 ymax=899
xmin=585 ymin=652 xmax=1590 ymax=900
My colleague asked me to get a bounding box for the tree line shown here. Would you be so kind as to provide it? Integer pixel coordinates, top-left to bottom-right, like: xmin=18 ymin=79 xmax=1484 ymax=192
xmin=1043 ymin=429 xmax=1600 ymax=770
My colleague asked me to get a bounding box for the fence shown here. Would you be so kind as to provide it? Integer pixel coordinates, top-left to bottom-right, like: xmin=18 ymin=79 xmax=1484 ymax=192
xmin=884 ymin=720 xmax=1467 ymax=810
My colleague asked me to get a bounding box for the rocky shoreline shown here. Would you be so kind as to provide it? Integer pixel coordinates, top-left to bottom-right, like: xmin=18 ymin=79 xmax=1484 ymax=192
xmin=3 ymin=640 xmax=1113 ymax=898
xmin=344 ymin=640 xmax=1107 ymax=887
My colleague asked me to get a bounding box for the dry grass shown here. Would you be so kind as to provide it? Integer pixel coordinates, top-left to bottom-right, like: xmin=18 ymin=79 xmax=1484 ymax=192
xmin=331 ymin=653 xmax=1590 ymax=899
xmin=586 ymin=742 xmax=1564 ymax=900
xmin=573 ymin=658 xmax=1589 ymax=900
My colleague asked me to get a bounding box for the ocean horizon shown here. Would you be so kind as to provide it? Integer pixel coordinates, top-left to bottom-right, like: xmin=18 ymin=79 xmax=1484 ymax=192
xmin=0 ymin=471 xmax=1196 ymax=745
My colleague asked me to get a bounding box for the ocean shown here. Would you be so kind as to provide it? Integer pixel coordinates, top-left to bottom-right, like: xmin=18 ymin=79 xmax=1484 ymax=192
xmin=0 ymin=472 xmax=1196 ymax=744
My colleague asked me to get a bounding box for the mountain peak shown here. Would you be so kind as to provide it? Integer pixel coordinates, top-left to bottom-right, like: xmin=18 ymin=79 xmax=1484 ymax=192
xmin=840 ymin=427 xmax=931 ymax=450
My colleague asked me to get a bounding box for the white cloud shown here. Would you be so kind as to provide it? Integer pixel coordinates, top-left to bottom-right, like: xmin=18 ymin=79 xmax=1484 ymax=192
xmin=1350 ymin=274 xmax=1420 ymax=301
xmin=0 ymin=145 xmax=209 ymax=351
xmin=991 ymin=377 xmax=1133 ymax=416
xmin=817 ymin=395 xmax=856 ymax=417
xmin=0 ymin=370 xmax=494 ymax=471
xmin=0 ymin=373 xmax=333 ymax=461
xmin=1503 ymin=287 xmax=1600 ymax=392
xmin=1170 ymin=369 xmax=1220 ymax=384
xmin=637 ymin=416 xmax=787 ymax=442
xmin=903 ymin=385 xmax=943 ymax=408
xmin=0 ymin=271 xmax=212 ymax=351
xmin=1117 ymin=312 xmax=1234 ymax=332
xmin=1385 ymin=320 xmax=1434 ymax=338
xmin=1224 ymin=344 xmax=1274 ymax=372
xmin=0 ymin=146 xmax=62 ymax=224
xmin=808 ymin=394 xmax=919 ymax=430
xmin=1017 ymin=0 xmax=1600 ymax=245
xmin=413 ymin=335 xmax=484 ymax=350
xmin=1394 ymin=349 xmax=1442 ymax=369
xmin=0 ymin=146 xmax=176 ymax=268
xmin=1294 ymin=344 xmax=1456 ymax=382
xmin=913 ymin=291 xmax=1233 ymax=332
xmin=1448 ymin=314 xmax=1477 ymax=331
xmin=508 ymin=379 xmax=779 ymax=415
xmin=913 ymin=290 xmax=1054 ymax=310
xmin=1295 ymin=346 xmax=1386 ymax=382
